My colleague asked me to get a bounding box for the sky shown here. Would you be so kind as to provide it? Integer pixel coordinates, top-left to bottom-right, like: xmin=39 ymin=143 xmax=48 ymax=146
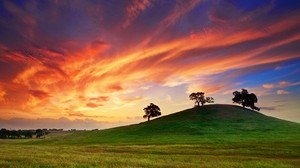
xmin=0 ymin=0 xmax=300 ymax=130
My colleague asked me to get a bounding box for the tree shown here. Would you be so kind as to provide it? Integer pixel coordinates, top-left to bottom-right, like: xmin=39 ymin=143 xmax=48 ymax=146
xmin=36 ymin=129 xmax=45 ymax=138
xmin=189 ymin=92 xmax=214 ymax=107
xmin=22 ymin=130 xmax=34 ymax=138
xmin=9 ymin=130 xmax=20 ymax=139
xmin=143 ymin=103 xmax=161 ymax=121
xmin=0 ymin=128 xmax=8 ymax=139
xmin=232 ymin=89 xmax=260 ymax=111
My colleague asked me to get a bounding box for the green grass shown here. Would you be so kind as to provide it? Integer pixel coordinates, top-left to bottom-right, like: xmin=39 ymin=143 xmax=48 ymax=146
xmin=1 ymin=104 xmax=299 ymax=167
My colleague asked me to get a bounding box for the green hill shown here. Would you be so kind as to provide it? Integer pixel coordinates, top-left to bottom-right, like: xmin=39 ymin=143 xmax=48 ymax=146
xmin=3 ymin=104 xmax=300 ymax=168
xmin=36 ymin=104 xmax=300 ymax=145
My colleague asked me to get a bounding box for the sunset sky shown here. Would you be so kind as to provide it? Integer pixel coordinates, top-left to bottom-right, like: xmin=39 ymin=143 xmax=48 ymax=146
xmin=0 ymin=0 xmax=300 ymax=130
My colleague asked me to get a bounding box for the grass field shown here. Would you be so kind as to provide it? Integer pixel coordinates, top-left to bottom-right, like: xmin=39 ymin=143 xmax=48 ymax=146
xmin=1 ymin=105 xmax=299 ymax=168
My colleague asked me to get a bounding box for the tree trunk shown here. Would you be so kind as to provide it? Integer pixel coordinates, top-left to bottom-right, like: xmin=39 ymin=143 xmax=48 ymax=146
xmin=196 ymin=101 xmax=200 ymax=106
xmin=148 ymin=116 xmax=150 ymax=121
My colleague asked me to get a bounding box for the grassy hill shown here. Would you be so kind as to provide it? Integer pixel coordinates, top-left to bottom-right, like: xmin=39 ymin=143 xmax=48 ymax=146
xmin=1 ymin=104 xmax=299 ymax=168
xmin=32 ymin=104 xmax=300 ymax=145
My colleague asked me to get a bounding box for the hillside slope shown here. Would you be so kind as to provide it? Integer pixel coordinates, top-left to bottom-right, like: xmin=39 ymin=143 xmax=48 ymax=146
xmin=33 ymin=104 xmax=300 ymax=145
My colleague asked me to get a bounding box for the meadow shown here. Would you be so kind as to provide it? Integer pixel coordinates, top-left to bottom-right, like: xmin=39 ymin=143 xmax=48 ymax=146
xmin=1 ymin=105 xmax=299 ymax=168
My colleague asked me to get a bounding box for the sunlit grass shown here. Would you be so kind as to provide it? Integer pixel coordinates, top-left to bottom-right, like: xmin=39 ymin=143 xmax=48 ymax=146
xmin=1 ymin=142 xmax=299 ymax=168
xmin=1 ymin=105 xmax=299 ymax=167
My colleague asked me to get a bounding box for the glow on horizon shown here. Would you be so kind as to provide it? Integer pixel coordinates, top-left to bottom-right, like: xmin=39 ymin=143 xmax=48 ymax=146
xmin=0 ymin=0 xmax=300 ymax=129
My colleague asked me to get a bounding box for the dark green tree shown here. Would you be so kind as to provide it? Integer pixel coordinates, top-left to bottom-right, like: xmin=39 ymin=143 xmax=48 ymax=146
xmin=232 ymin=89 xmax=260 ymax=111
xmin=189 ymin=92 xmax=214 ymax=107
xmin=143 ymin=103 xmax=161 ymax=121
xmin=0 ymin=128 xmax=8 ymax=139
xmin=36 ymin=129 xmax=45 ymax=138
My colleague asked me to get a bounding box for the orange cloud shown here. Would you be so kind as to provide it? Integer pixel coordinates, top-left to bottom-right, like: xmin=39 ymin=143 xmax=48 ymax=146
xmin=0 ymin=89 xmax=5 ymax=102
xmin=89 ymin=96 xmax=109 ymax=102
xmin=262 ymin=84 xmax=274 ymax=89
xmin=276 ymin=90 xmax=290 ymax=95
xmin=107 ymin=83 xmax=123 ymax=92
xmin=29 ymin=90 xmax=50 ymax=99
xmin=86 ymin=102 xmax=103 ymax=108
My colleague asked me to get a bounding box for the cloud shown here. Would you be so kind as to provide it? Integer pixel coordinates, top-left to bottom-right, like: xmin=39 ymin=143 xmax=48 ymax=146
xmin=29 ymin=90 xmax=50 ymax=99
xmin=263 ymin=81 xmax=300 ymax=89
xmin=90 ymin=40 xmax=109 ymax=50
xmin=278 ymin=81 xmax=289 ymax=87
xmin=109 ymin=96 xmax=145 ymax=108
xmin=260 ymin=103 xmax=287 ymax=111
xmin=126 ymin=116 xmax=141 ymax=120
xmin=67 ymin=111 xmax=111 ymax=119
xmin=107 ymin=83 xmax=123 ymax=92
xmin=208 ymin=0 xmax=243 ymax=24
xmin=273 ymin=99 xmax=288 ymax=103
xmin=159 ymin=0 xmax=201 ymax=27
xmin=2 ymin=1 xmax=36 ymax=39
xmin=86 ymin=103 xmax=103 ymax=108
xmin=186 ymin=82 xmax=226 ymax=95
xmin=278 ymin=81 xmax=300 ymax=88
xmin=260 ymin=106 xmax=276 ymax=111
xmin=262 ymin=84 xmax=275 ymax=89
xmin=123 ymin=0 xmax=152 ymax=28
xmin=89 ymin=96 xmax=109 ymax=102
xmin=209 ymin=0 xmax=275 ymax=25
xmin=121 ymin=96 xmax=144 ymax=103
xmin=0 ymin=86 xmax=5 ymax=102
xmin=276 ymin=90 xmax=290 ymax=95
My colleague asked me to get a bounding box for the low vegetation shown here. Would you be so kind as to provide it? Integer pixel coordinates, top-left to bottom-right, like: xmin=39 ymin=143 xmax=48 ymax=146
xmin=0 ymin=128 xmax=49 ymax=139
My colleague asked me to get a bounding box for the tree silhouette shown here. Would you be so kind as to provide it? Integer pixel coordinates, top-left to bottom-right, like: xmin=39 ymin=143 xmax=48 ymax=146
xmin=0 ymin=129 xmax=47 ymax=139
xmin=232 ymin=89 xmax=260 ymax=111
xmin=0 ymin=128 xmax=8 ymax=139
xmin=36 ymin=129 xmax=44 ymax=138
xmin=143 ymin=103 xmax=161 ymax=121
xmin=189 ymin=92 xmax=214 ymax=107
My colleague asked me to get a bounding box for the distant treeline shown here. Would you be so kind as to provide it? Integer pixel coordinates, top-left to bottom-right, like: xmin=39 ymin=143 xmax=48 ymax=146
xmin=0 ymin=128 xmax=52 ymax=139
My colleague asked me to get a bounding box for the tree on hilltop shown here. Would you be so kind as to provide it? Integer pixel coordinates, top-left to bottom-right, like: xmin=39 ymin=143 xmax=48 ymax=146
xmin=143 ymin=103 xmax=161 ymax=121
xmin=232 ymin=89 xmax=260 ymax=111
xmin=189 ymin=92 xmax=214 ymax=107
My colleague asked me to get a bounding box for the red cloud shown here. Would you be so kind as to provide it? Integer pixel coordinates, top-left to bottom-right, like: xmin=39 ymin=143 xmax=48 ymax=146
xmin=86 ymin=103 xmax=103 ymax=108
xmin=29 ymin=90 xmax=50 ymax=99
xmin=107 ymin=84 xmax=123 ymax=91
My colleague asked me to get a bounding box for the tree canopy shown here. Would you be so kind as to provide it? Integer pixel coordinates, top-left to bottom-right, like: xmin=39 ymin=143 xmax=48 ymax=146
xmin=143 ymin=103 xmax=161 ymax=121
xmin=0 ymin=128 xmax=48 ymax=139
xmin=189 ymin=92 xmax=214 ymax=107
xmin=232 ymin=89 xmax=260 ymax=111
